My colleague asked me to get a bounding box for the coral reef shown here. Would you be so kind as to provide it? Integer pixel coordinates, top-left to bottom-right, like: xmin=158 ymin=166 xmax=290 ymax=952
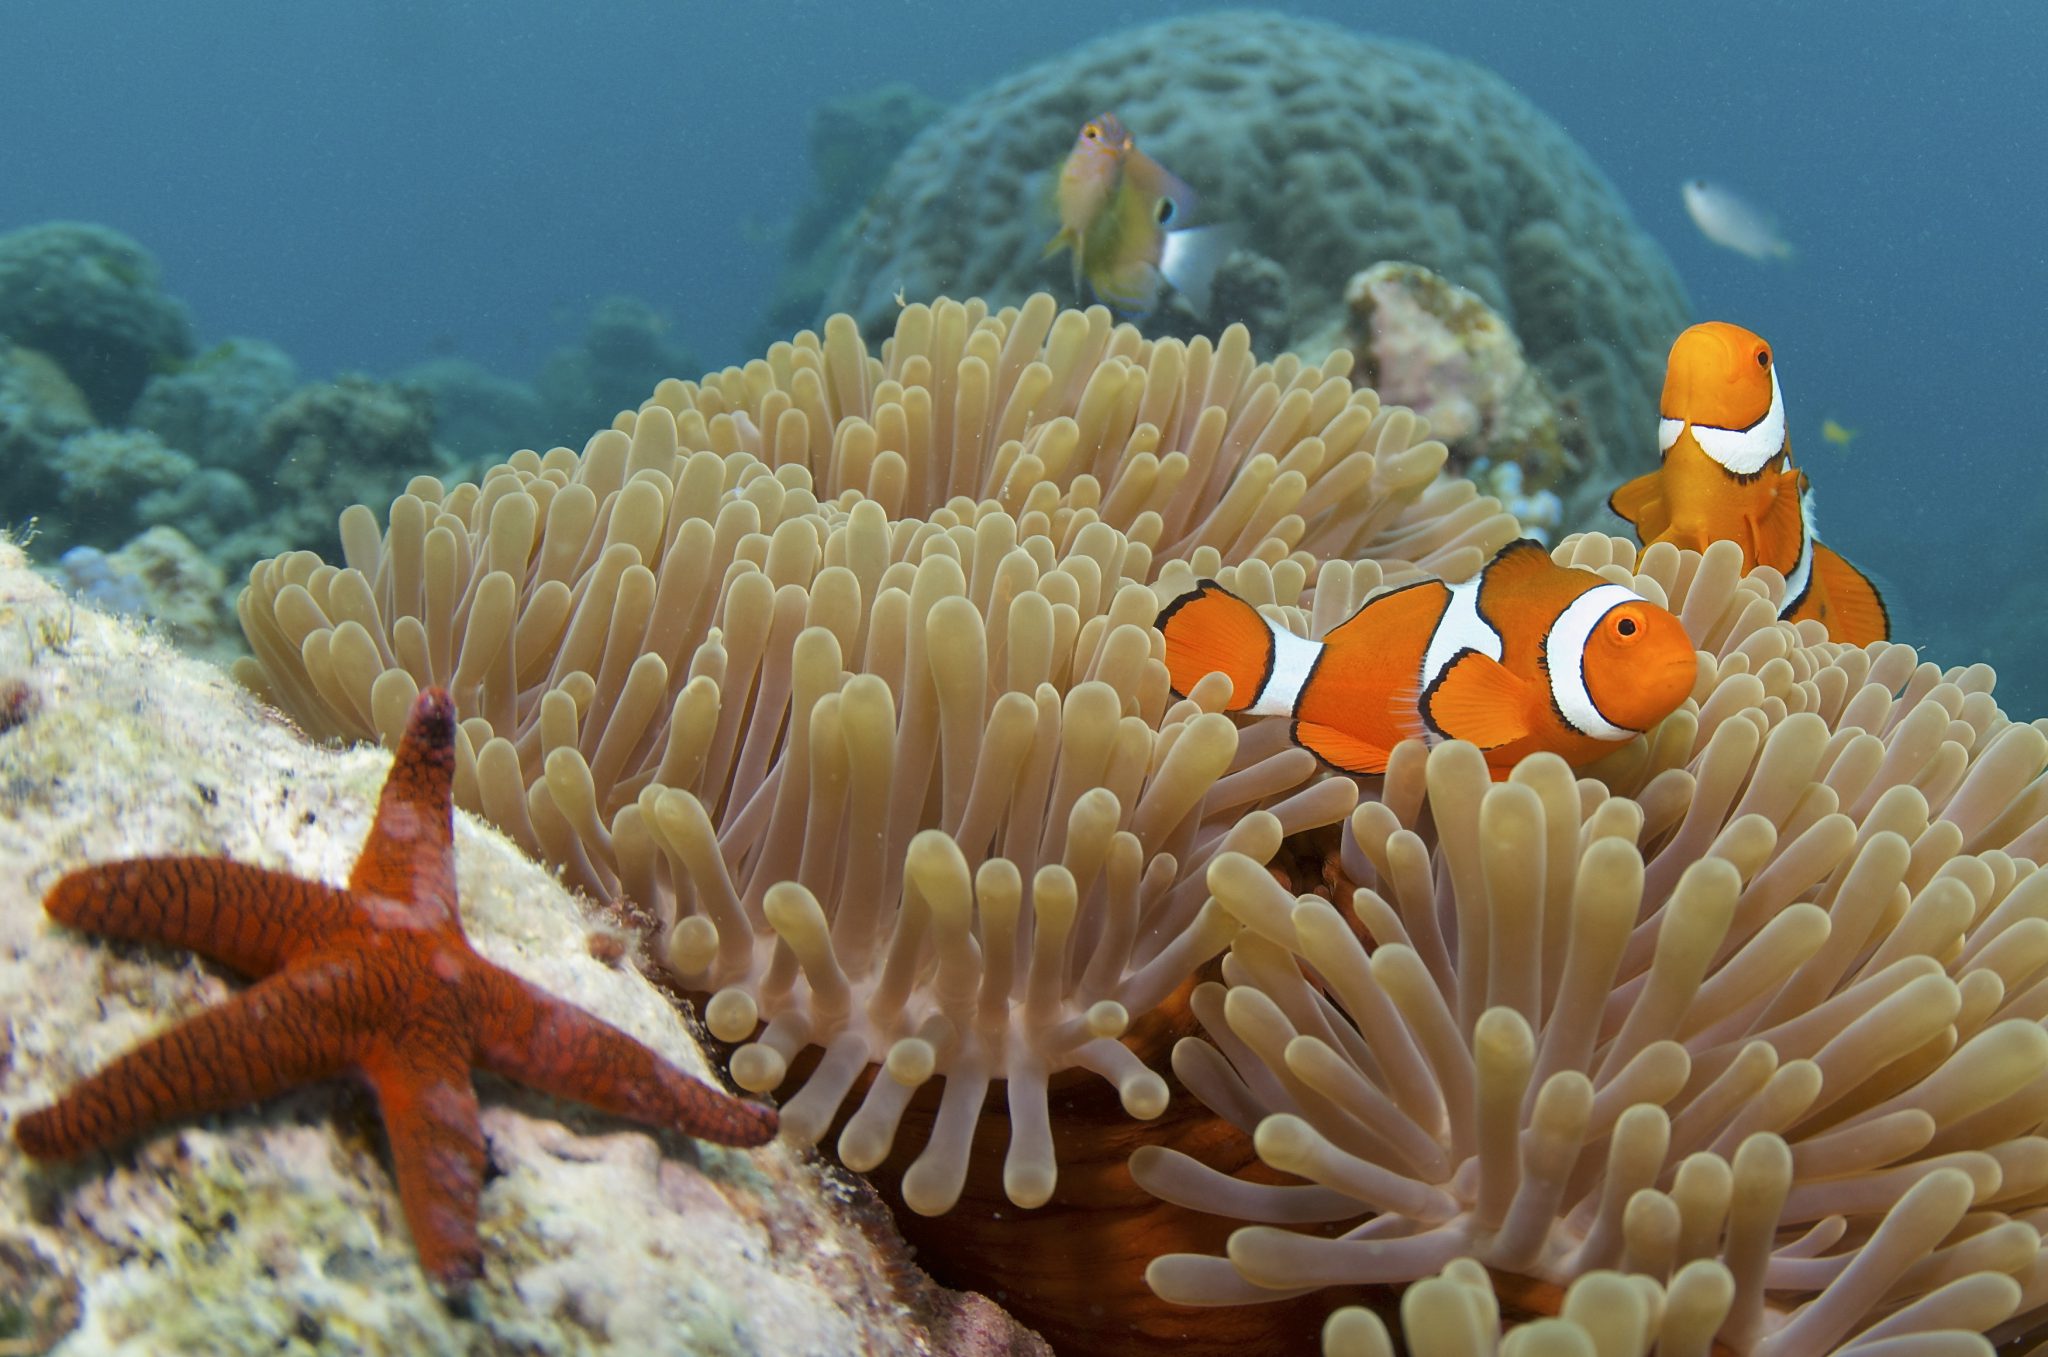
xmin=756 ymin=82 xmax=951 ymax=349
xmin=0 ymin=536 xmax=1046 ymax=1356
xmin=49 ymin=427 xmax=198 ymax=548
xmin=1142 ymin=534 xmax=2048 ymax=1353
xmin=214 ymin=372 xmax=443 ymax=573
xmin=536 ymin=296 xmax=701 ymax=444
xmin=131 ymin=336 xmax=300 ymax=478
xmin=0 ymin=222 xmax=194 ymax=422
xmin=1327 ymin=262 xmax=1572 ymax=511
xmin=55 ymin=525 xmax=231 ymax=653
xmin=401 ymin=355 xmax=546 ymax=466
xmin=0 ymin=345 xmax=96 ymax=536
xmin=815 ymin=11 xmax=1689 ymax=510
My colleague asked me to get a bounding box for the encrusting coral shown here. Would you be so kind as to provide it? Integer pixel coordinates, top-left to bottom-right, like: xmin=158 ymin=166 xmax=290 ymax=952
xmin=1139 ymin=534 xmax=2048 ymax=1354
xmin=234 ymin=291 xmax=1520 ymax=1231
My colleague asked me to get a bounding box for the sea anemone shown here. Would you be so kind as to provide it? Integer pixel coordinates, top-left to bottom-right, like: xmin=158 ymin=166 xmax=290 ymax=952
xmin=233 ymin=294 xmax=1518 ymax=1225
xmin=1139 ymin=534 xmax=2048 ymax=1353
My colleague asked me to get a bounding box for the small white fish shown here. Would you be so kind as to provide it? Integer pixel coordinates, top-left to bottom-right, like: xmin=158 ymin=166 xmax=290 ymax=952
xmin=1682 ymin=179 xmax=1793 ymax=262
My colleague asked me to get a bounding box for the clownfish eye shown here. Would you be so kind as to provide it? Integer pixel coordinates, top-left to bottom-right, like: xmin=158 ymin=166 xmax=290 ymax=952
xmin=1609 ymin=608 xmax=1644 ymax=643
xmin=1756 ymin=349 xmax=1771 ymax=369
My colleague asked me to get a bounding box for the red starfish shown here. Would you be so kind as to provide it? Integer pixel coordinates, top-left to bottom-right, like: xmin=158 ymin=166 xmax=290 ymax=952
xmin=13 ymin=687 xmax=777 ymax=1292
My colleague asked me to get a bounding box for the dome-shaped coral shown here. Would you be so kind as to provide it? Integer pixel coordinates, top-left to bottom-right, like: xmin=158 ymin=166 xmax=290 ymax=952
xmin=0 ymin=222 xmax=194 ymax=423
xmin=817 ymin=11 xmax=1688 ymax=516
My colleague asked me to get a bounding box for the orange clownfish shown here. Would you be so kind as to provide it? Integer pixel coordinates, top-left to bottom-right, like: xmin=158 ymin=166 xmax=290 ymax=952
xmin=1158 ymin=540 xmax=1698 ymax=777
xmin=1609 ymin=322 xmax=1889 ymax=645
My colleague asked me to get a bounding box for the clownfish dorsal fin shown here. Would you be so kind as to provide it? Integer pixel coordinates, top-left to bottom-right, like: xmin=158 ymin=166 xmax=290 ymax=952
xmin=1608 ymin=471 xmax=1666 ymax=537
xmin=1478 ymin=538 xmax=1558 ymax=590
xmin=1158 ymin=580 xmax=1278 ymax=712
xmin=1423 ymin=649 xmax=1533 ymax=751
xmin=1293 ymin=722 xmax=1397 ymax=776
xmin=1752 ymin=465 xmax=1808 ymax=575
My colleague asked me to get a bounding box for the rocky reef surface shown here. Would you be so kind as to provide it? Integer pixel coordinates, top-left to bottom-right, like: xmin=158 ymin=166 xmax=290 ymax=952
xmin=0 ymin=539 xmax=1045 ymax=1356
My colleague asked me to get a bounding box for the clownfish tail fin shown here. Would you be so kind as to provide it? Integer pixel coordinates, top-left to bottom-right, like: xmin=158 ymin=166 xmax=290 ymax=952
xmin=1158 ymin=581 xmax=1276 ymax=712
xmin=1812 ymin=543 xmax=1891 ymax=646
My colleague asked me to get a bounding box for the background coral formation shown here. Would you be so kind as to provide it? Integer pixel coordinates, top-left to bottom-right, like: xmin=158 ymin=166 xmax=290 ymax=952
xmin=814 ymin=10 xmax=1690 ymax=518
xmin=756 ymin=82 xmax=950 ymax=351
xmin=0 ymin=222 xmax=193 ymax=423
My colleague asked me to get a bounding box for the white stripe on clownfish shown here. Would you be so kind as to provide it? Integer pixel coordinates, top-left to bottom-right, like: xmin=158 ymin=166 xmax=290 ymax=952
xmin=1779 ymin=485 xmax=1818 ymax=618
xmin=1247 ymin=614 xmax=1322 ymax=716
xmin=1544 ymin=584 xmax=1648 ymax=742
xmin=1420 ymin=579 xmax=1504 ymax=692
xmin=1689 ymin=366 xmax=1787 ymax=475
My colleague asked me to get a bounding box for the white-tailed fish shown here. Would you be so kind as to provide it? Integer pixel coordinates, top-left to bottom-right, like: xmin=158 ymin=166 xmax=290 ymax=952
xmin=1682 ymin=179 xmax=1793 ymax=261
xmin=1609 ymin=322 xmax=1889 ymax=645
xmin=1158 ymin=540 xmax=1698 ymax=778
xmin=1043 ymin=113 xmax=1235 ymax=319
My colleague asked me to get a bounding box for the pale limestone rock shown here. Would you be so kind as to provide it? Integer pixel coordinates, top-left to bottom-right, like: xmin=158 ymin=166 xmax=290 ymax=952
xmin=0 ymin=538 xmax=1046 ymax=1356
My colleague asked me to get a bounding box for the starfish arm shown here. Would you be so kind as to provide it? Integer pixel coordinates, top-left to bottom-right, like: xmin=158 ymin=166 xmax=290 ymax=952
xmin=44 ymin=859 xmax=356 ymax=976
xmin=13 ymin=960 xmax=364 ymax=1160
xmin=348 ymin=687 xmax=458 ymax=924
xmin=360 ymin=1043 xmax=487 ymax=1292
xmin=470 ymin=968 xmax=778 ymax=1147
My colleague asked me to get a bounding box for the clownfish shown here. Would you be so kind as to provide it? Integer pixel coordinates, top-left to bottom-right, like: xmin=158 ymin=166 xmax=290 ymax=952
xmin=1158 ymin=540 xmax=1698 ymax=777
xmin=1609 ymin=322 xmax=1889 ymax=646
xmin=1042 ymin=113 xmax=1235 ymax=319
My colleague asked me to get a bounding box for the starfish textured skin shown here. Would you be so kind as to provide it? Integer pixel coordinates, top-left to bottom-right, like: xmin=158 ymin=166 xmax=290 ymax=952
xmin=13 ymin=686 xmax=778 ymax=1292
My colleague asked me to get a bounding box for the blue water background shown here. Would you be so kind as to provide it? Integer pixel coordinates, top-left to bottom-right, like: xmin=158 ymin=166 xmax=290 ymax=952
xmin=5 ymin=2 xmax=2044 ymax=705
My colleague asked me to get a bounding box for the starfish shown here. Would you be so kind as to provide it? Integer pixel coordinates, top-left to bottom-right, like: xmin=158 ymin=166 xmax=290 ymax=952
xmin=13 ymin=686 xmax=777 ymax=1292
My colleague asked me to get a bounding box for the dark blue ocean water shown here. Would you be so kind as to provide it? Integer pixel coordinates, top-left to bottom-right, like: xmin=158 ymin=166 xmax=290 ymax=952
xmin=5 ymin=1 xmax=2044 ymax=706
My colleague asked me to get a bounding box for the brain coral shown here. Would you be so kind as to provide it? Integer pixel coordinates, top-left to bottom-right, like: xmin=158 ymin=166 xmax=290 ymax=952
xmin=0 ymin=221 xmax=195 ymax=422
xmin=817 ymin=10 xmax=1689 ymax=520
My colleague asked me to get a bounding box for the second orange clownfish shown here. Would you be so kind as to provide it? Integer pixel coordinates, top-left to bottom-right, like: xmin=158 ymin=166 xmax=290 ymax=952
xmin=1159 ymin=540 xmax=1698 ymax=777
xmin=1610 ymin=322 xmax=1889 ymax=645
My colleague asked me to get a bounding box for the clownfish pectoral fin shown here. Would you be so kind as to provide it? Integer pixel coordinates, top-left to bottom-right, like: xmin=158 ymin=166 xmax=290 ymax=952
xmin=1423 ymin=649 xmax=1533 ymax=750
xmin=1811 ymin=543 xmax=1891 ymax=645
xmin=1753 ymin=467 xmax=1809 ymax=569
xmin=1293 ymin=721 xmax=1396 ymax=776
xmin=1608 ymin=471 xmax=1666 ymax=538
xmin=1158 ymin=581 xmax=1275 ymax=712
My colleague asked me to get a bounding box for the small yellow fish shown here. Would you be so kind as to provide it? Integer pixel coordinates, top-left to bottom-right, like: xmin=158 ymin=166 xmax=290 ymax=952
xmin=1042 ymin=113 xmax=1234 ymax=319
xmin=1820 ymin=418 xmax=1857 ymax=451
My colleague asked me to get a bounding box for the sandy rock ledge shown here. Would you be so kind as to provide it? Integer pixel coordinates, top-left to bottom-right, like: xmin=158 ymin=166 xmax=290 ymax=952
xmin=0 ymin=538 xmax=1047 ymax=1356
